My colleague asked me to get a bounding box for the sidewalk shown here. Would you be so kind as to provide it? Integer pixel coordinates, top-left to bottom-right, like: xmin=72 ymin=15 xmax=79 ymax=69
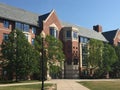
xmin=46 ymin=79 xmax=90 ymax=90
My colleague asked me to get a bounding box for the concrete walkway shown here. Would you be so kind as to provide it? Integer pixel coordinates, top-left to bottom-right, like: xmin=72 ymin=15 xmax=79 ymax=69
xmin=46 ymin=79 xmax=90 ymax=90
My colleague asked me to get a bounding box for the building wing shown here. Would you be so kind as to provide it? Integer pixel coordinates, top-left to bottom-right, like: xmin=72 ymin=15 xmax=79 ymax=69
xmin=61 ymin=21 xmax=107 ymax=42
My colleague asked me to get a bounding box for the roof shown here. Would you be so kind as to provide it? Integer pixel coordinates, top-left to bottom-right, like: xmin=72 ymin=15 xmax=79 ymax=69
xmin=61 ymin=21 xmax=107 ymax=42
xmin=0 ymin=3 xmax=40 ymax=26
xmin=102 ymin=29 xmax=118 ymax=43
xmin=39 ymin=12 xmax=51 ymax=27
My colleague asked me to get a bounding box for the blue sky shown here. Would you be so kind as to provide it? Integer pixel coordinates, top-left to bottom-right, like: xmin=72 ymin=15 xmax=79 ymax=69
xmin=0 ymin=0 xmax=120 ymax=32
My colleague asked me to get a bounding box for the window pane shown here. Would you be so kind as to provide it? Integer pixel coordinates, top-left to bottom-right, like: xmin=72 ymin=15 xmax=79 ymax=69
xmin=3 ymin=34 xmax=8 ymax=40
xmin=50 ymin=27 xmax=58 ymax=38
xmin=32 ymin=27 xmax=36 ymax=34
xmin=15 ymin=22 xmax=22 ymax=30
xmin=15 ymin=22 xmax=29 ymax=32
xmin=23 ymin=24 xmax=29 ymax=32
xmin=66 ymin=30 xmax=71 ymax=38
xmin=4 ymin=20 xmax=9 ymax=28
xmin=73 ymin=32 xmax=78 ymax=39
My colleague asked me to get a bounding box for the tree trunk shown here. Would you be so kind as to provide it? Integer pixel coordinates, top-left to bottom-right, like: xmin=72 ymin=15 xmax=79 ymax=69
xmin=27 ymin=74 xmax=31 ymax=80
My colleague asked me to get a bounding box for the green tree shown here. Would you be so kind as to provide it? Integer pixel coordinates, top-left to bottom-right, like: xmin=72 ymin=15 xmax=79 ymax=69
xmin=1 ymin=30 xmax=38 ymax=81
xmin=102 ymin=44 xmax=117 ymax=78
xmin=46 ymin=36 xmax=65 ymax=78
xmin=88 ymin=38 xmax=103 ymax=77
xmin=35 ymin=35 xmax=65 ymax=79
xmin=111 ymin=46 xmax=120 ymax=78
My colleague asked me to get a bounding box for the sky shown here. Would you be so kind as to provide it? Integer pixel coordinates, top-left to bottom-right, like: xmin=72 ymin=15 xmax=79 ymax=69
xmin=0 ymin=0 xmax=120 ymax=32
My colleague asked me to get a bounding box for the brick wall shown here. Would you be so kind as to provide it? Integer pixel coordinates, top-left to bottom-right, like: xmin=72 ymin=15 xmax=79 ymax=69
xmin=42 ymin=11 xmax=62 ymax=36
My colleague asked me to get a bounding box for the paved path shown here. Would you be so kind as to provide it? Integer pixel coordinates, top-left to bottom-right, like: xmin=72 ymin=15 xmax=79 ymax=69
xmin=46 ymin=79 xmax=90 ymax=90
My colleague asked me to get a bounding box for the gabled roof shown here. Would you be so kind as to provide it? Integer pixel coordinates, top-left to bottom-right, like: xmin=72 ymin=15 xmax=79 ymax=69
xmin=0 ymin=3 xmax=39 ymax=26
xmin=102 ymin=29 xmax=118 ymax=44
xmin=61 ymin=22 xmax=107 ymax=42
xmin=39 ymin=12 xmax=50 ymax=22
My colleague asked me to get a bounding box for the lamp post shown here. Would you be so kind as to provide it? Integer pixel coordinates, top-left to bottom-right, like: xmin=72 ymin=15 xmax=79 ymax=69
xmin=41 ymin=31 xmax=45 ymax=90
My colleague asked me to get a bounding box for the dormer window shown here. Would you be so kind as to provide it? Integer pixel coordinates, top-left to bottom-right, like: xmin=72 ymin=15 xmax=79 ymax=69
xmin=50 ymin=27 xmax=58 ymax=38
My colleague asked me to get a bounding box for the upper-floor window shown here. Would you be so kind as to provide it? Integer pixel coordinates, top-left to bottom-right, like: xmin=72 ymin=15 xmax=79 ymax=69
xmin=32 ymin=27 xmax=36 ymax=34
xmin=73 ymin=31 xmax=78 ymax=40
xmin=4 ymin=20 xmax=9 ymax=28
xmin=80 ymin=37 xmax=88 ymax=43
xmin=66 ymin=30 xmax=71 ymax=38
xmin=15 ymin=22 xmax=29 ymax=32
xmin=3 ymin=34 xmax=9 ymax=40
xmin=23 ymin=24 xmax=29 ymax=32
xmin=50 ymin=27 xmax=58 ymax=38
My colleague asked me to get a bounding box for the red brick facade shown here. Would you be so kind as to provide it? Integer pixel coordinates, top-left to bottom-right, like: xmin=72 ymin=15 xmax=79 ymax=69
xmin=0 ymin=4 xmax=120 ymax=79
xmin=42 ymin=10 xmax=62 ymax=37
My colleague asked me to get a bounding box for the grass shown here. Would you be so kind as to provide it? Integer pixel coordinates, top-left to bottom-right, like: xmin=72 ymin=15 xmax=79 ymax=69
xmin=0 ymin=80 xmax=40 ymax=84
xmin=0 ymin=83 xmax=52 ymax=90
xmin=79 ymin=80 xmax=120 ymax=90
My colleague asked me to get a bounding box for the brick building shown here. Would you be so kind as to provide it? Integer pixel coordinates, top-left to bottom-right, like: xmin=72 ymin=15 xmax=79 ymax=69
xmin=0 ymin=3 xmax=120 ymax=79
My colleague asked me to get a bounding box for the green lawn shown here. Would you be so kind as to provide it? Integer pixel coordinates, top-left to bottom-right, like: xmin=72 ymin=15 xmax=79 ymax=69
xmin=0 ymin=80 xmax=40 ymax=84
xmin=0 ymin=84 xmax=52 ymax=90
xmin=79 ymin=80 xmax=120 ymax=90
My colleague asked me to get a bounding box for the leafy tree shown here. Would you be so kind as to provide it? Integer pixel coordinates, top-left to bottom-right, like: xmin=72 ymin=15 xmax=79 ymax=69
xmin=102 ymin=44 xmax=117 ymax=78
xmin=35 ymin=35 xmax=65 ymax=79
xmin=111 ymin=46 xmax=120 ymax=78
xmin=1 ymin=30 xmax=38 ymax=81
xmin=88 ymin=38 xmax=103 ymax=76
xmin=46 ymin=36 xmax=65 ymax=78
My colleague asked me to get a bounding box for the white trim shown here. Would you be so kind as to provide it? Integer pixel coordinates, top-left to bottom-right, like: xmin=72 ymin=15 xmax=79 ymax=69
xmin=49 ymin=23 xmax=58 ymax=30
xmin=113 ymin=29 xmax=119 ymax=40
xmin=72 ymin=27 xmax=78 ymax=31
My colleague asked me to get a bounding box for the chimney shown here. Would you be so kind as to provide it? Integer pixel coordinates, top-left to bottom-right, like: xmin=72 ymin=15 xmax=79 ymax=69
xmin=93 ymin=25 xmax=102 ymax=32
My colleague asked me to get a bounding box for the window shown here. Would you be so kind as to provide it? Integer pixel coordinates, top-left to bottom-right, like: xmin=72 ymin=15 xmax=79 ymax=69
xmin=80 ymin=37 xmax=88 ymax=43
xmin=3 ymin=34 xmax=8 ymax=40
xmin=66 ymin=30 xmax=71 ymax=38
xmin=32 ymin=27 xmax=36 ymax=34
xmin=82 ymin=44 xmax=88 ymax=66
xmin=32 ymin=38 xmax=34 ymax=45
xmin=50 ymin=27 xmax=58 ymax=38
xmin=15 ymin=22 xmax=23 ymax=30
xmin=23 ymin=24 xmax=29 ymax=32
xmin=15 ymin=22 xmax=29 ymax=32
xmin=73 ymin=58 xmax=78 ymax=65
xmin=73 ymin=31 xmax=78 ymax=40
xmin=4 ymin=20 xmax=9 ymax=28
